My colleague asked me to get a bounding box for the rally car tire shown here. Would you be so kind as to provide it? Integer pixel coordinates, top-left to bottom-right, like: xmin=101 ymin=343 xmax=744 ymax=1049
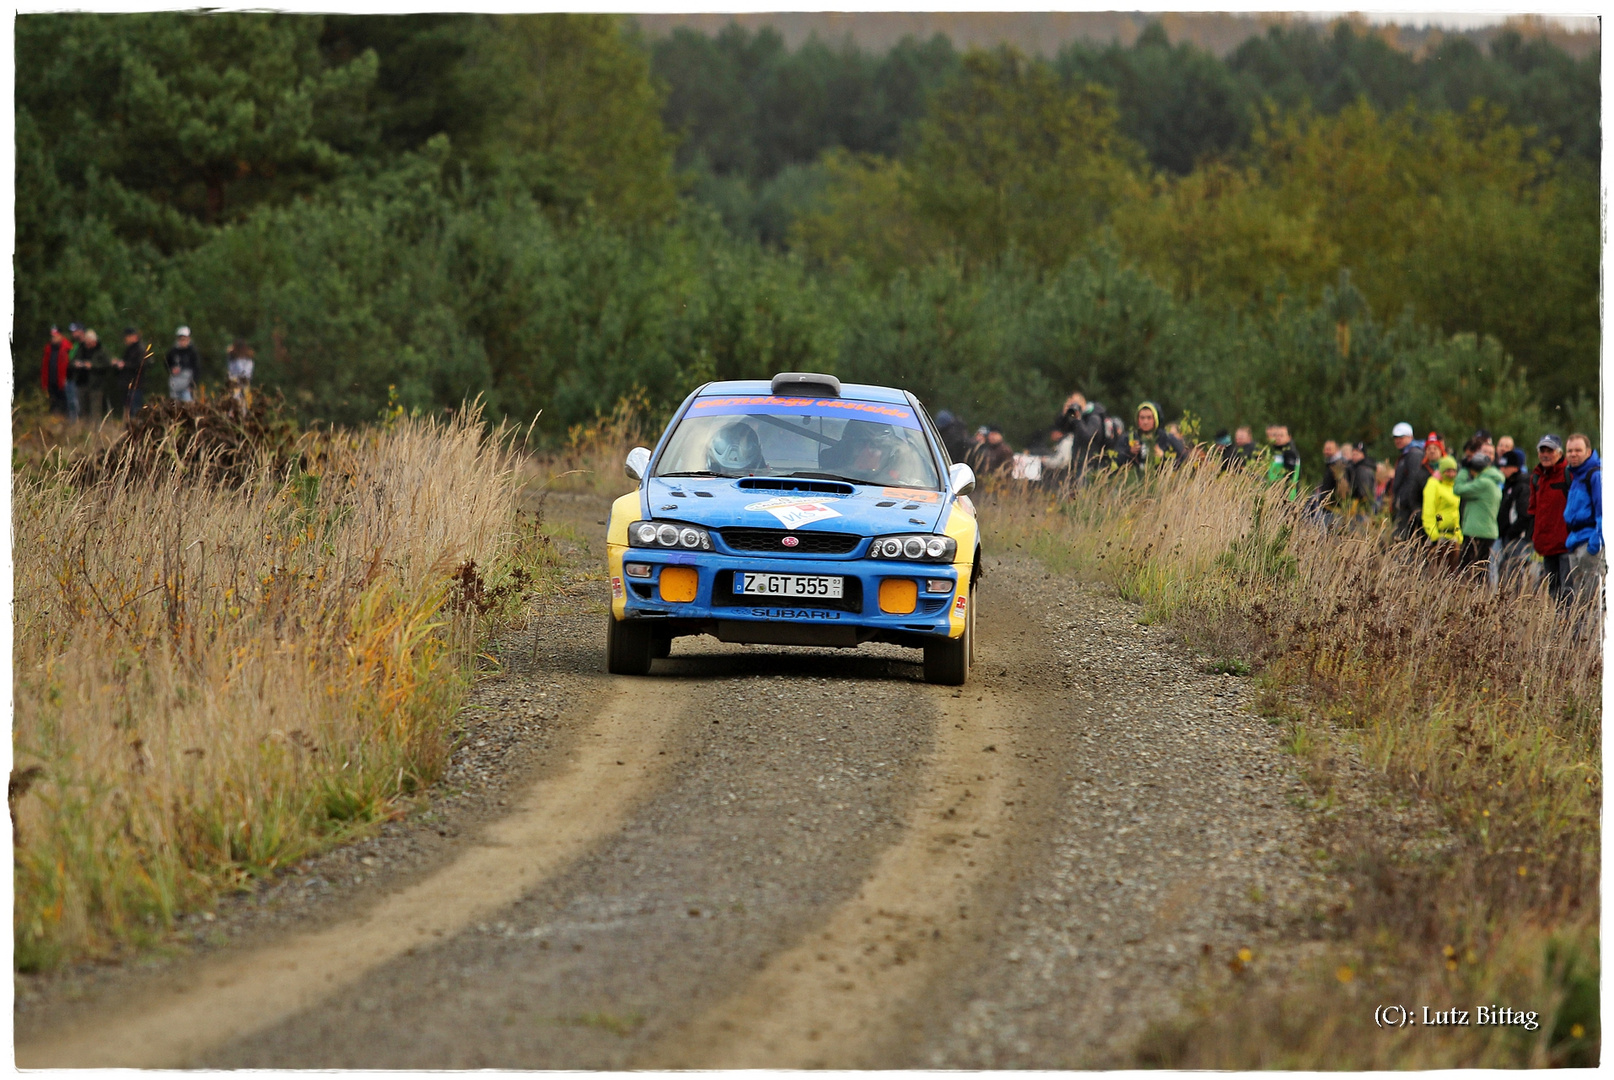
xmin=923 ymin=598 xmax=972 ymax=686
xmin=651 ymin=634 xmax=672 ymax=660
xmin=606 ymin=615 xmax=655 ymax=676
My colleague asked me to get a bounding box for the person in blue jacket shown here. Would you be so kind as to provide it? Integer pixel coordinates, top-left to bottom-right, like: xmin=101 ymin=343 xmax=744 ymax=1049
xmin=1561 ymin=433 xmax=1602 ymax=606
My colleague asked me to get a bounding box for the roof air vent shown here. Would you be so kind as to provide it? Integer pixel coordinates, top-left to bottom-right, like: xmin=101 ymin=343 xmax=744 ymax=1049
xmin=770 ymin=372 xmax=841 ymax=397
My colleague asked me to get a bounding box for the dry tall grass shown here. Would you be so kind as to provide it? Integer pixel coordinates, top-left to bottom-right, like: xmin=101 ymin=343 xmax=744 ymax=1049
xmin=522 ymin=391 xmax=653 ymax=499
xmin=13 ymin=411 xmax=519 ymax=970
xmin=984 ymin=463 xmax=1599 ymax=1067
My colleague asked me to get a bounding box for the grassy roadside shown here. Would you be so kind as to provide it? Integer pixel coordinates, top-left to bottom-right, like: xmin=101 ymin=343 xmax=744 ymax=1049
xmin=520 ymin=391 xmax=656 ymax=500
xmin=11 ymin=400 xmax=555 ymax=971
xmin=981 ymin=465 xmax=1599 ymax=1068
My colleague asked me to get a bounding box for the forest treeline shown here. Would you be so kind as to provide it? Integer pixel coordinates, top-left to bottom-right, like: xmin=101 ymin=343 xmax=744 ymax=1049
xmin=14 ymin=13 xmax=1599 ymax=461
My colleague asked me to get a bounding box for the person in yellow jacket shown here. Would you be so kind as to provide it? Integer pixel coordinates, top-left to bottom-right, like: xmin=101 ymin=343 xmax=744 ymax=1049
xmin=1422 ymin=454 xmax=1463 ymax=568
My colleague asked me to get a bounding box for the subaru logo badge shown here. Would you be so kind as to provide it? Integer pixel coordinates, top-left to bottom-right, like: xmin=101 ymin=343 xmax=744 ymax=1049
xmin=781 ymin=536 xmax=799 ymax=548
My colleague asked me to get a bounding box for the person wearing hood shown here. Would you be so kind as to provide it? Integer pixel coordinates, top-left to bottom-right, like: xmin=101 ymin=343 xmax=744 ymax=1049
xmin=1129 ymin=402 xmax=1187 ymax=468
xmin=1528 ymin=434 xmax=1570 ymax=599
xmin=1561 ymin=433 xmax=1602 ymax=605
xmin=933 ymin=409 xmax=972 ymax=463
xmin=1452 ymin=445 xmax=1504 ymax=576
xmin=1422 ymin=454 xmax=1463 ymax=569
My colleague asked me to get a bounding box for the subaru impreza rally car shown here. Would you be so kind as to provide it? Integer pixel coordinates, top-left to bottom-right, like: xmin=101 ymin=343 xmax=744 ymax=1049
xmin=604 ymin=372 xmax=981 ymax=684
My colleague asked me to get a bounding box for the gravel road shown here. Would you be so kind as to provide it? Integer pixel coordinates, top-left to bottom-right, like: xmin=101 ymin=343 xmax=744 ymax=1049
xmin=16 ymin=491 xmax=1324 ymax=1068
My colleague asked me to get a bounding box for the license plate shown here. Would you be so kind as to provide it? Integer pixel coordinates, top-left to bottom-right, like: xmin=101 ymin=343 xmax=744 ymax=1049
xmin=735 ymin=572 xmax=844 ymax=599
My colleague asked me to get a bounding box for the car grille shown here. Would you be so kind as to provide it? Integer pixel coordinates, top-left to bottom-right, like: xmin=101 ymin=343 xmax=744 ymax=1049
xmin=718 ymin=528 xmax=861 ymax=555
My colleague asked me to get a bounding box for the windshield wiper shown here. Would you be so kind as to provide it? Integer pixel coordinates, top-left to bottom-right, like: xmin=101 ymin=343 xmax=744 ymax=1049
xmin=785 ymin=471 xmax=868 ymax=485
xmin=657 ymin=470 xmax=722 ymax=478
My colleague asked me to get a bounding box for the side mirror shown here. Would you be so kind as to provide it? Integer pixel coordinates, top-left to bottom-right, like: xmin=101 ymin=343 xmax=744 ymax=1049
xmin=624 ymin=446 xmax=652 ymax=482
xmin=949 ymin=462 xmax=976 ymax=496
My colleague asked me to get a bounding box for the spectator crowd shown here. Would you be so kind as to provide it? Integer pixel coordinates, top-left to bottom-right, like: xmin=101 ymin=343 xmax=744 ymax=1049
xmin=38 ymin=322 xmax=255 ymax=421
xmin=34 ymin=321 xmax=1600 ymax=608
xmin=936 ymin=392 xmax=1602 ymax=608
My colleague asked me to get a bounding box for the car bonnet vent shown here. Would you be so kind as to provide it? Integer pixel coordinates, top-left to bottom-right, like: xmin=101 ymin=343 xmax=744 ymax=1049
xmin=737 ymin=477 xmax=855 ymax=496
xmin=770 ymin=371 xmax=841 ymax=397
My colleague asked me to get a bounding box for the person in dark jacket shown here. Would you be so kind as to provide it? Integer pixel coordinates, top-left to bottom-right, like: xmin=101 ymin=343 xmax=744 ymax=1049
xmin=71 ymin=329 xmax=110 ymax=419
xmin=1050 ymin=392 xmax=1086 ymax=440
xmin=1528 ymin=434 xmax=1570 ymax=599
xmin=1039 ymin=393 xmax=1084 ymax=477
xmin=167 ymin=325 xmax=202 ymax=380
xmin=1343 ymin=442 xmax=1377 ymax=514
xmin=933 ymin=409 xmax=971 ymax=463
xmin=1059 ymin=395 xmax=1118 ymax=474
xmin=1305 ymin=440 xmax=1346 ymax=522
xmin=62 ymin=322 xmax=86 ymax=419
xmin=1493 ymin=449 xmax=1534 ymax=588
xmin=1129 ymin=402 xmax=1186 ymax=467
xmin=1228 ymin=426 xmax=1258 ymax=468
xmin=1388 ymin=422 xmax=1420 ymax=536
xmin=166 ymin=325 xmax=202 ymax=402
xmin=1396 ymin=433 xmax=1444 ymax=540
xmin=114 ymin=327 xmax=148 ymax=416
xmin=967 ymin=427 xmax=1015 ymax=474
xmin=1561 ymin=433 xmax=1602 ymax=606
xmin=40 ymin=325 xmax=72 ymax=414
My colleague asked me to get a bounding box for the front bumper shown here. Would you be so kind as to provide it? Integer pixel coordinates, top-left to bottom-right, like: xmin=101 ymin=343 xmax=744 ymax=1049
xmin=607 ymin=546 xmax=967 ymax=648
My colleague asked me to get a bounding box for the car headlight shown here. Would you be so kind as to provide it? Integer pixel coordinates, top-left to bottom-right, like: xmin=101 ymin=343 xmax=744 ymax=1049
xmin=868 ymin=533 xmax=956 ymax=563
xmin=628 ymin=520 xmax=713 ymax=551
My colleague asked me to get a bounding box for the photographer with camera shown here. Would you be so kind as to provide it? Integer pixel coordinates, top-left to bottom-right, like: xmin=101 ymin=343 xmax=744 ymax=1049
xmin=1452 ymin=437 xmax=1503 ymax=577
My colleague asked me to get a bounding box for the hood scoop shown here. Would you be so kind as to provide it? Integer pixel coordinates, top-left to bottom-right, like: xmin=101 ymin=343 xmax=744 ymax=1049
xmin=736 ymin=477 xmax=855 ymax=496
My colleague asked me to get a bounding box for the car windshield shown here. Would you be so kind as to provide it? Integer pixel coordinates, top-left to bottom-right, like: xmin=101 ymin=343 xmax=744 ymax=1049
xmin=656 ymin=395 xmax=942 ymax=490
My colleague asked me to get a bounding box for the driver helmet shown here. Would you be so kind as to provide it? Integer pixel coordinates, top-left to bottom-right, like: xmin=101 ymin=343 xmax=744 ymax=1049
xmin=707 ymin=421 xmax=764 ymax=474
xmin=838 ymin=421 xmax=900 ymax=470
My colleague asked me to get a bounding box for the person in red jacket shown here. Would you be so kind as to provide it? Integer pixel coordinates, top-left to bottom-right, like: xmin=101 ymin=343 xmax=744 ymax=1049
xmin=1528 ymin=434 xmax=1570 ymax=599
xmin=40 ymin=325 xmax=72 ymax=414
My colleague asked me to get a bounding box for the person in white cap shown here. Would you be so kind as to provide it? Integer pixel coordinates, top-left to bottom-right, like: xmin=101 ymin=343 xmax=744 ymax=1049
xmin=1388 ymin=421 xmax=1422 ymax=538
xmin=166 ymin=325 xmax=202 ymax=401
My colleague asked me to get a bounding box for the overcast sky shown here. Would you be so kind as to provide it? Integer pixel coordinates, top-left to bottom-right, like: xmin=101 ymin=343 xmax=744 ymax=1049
xmin=1310 ymin=11 xmax=1596 ymax=30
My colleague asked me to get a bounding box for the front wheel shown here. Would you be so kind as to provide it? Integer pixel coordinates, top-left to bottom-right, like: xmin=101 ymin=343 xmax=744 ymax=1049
xmin=923 ymin=595 xmax=973 ymax=686
xmin=606 ymin=615 xmax=655 ymax=675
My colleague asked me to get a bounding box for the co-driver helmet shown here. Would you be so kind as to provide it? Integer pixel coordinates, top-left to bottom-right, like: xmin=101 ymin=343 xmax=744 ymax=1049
xmin=707 ymin=421 xmax=764 ymax=475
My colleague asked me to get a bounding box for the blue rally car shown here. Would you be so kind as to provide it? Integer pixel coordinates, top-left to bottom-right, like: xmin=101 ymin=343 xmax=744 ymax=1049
xmin=604 ymin=372 xmax=980 ymax=684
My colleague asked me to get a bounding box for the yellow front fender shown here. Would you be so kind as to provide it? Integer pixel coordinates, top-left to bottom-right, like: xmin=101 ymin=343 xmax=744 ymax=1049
xmin=605 ymin=491 xmax=639 ymax=619
xmin=941 ymin=497 xmax=979 ymax=638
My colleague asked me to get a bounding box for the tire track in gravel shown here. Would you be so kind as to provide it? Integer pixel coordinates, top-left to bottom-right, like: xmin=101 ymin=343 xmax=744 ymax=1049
xmin=643 ymin=579 xmax=1071 ymax=1069
xmin=15 ymin=678 xmax=693 ymax=1069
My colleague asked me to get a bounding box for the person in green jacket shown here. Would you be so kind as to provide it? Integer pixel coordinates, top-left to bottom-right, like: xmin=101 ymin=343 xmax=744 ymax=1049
xmin=1263 ymin=424 xmax=1302 ymax=500
xmin=1422 ymin=455 xmax=1463 ymax=570
xmin=1452 ymin=448 xmax=1504 ymax=575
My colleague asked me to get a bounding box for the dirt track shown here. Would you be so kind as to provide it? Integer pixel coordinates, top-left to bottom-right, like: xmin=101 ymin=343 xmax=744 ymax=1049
xmin=15 ymin=491 xmax=1321 ymax=1068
